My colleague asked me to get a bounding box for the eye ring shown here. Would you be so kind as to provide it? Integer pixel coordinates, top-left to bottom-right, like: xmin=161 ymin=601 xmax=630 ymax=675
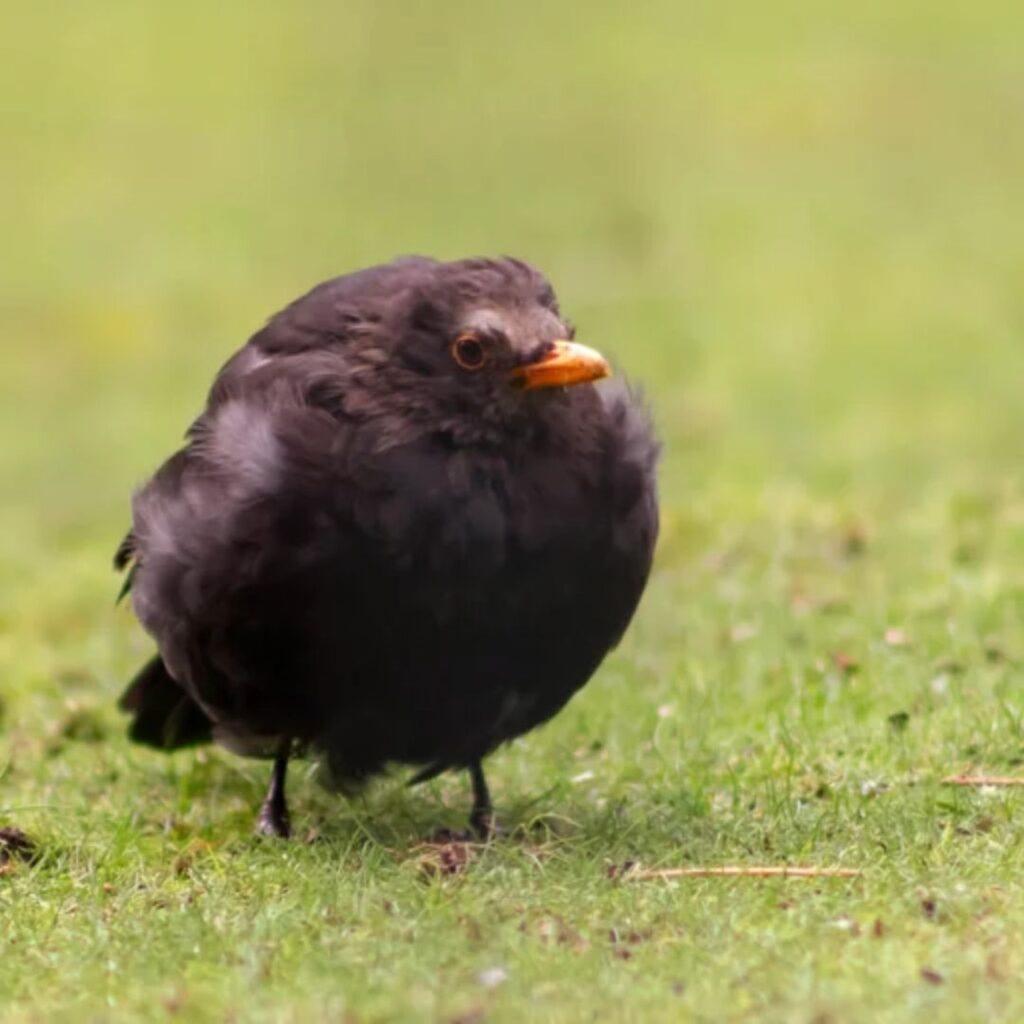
xmin=451 ymin=332 xmax=488 ymax=371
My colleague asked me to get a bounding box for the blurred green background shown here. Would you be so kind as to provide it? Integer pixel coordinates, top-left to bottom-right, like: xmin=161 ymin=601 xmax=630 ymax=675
xmin=3 ymin=2 xmax=1024 ymax=1021
xmin=5 ymin=0 xmax=1022 ymax=703
xmin=5 ymin=1 xmax=1022 ymax=535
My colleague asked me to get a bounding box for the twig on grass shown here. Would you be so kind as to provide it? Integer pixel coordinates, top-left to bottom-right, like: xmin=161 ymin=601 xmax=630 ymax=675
xmin=626 ymin=865 xmax=862 ymax=880
xmin=942 ymin=775 xmax=1024 ymax=787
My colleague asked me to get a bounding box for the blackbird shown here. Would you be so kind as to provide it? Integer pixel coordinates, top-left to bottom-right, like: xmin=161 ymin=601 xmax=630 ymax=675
xmin=116 ymin=257 xmax=659 ymax=838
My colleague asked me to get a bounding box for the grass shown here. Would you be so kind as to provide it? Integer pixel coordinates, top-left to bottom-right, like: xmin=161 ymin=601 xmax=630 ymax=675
xmin=2 ymin=1 xmax=1024 ymax=1020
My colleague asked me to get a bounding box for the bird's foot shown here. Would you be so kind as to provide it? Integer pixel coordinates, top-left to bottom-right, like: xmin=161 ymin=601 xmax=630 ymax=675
xmin=255 ymin=741 xmax=292 ymax=839
xmin=468 ymin=810 xmax=504 ymax=842
xmin=255 ymin=802 xmax=291 ymax=839
xmin=466 ymin=760 xmax=501 ymax=841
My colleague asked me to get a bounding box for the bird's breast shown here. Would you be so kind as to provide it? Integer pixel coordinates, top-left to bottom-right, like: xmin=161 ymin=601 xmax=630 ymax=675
xmin=348 ymin=432 xmax=591 ymax=569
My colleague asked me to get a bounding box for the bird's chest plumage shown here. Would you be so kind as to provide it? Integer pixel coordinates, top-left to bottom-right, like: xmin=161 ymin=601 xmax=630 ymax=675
xmin=327 ymin=428 xmax=651 ymax=765
xmin=359 ymin=433 xmax=607 ymax=599
xmin=143 ymin=389 xmax=655 ymax=778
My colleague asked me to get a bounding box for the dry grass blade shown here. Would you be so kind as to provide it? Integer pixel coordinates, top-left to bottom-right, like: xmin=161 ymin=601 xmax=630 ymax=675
xmin=942 ymin=775 xmax=1024 ymax=787
xmin=408 ymin=833 xmax=484 ymax=878
xmin=626 ymin=865 xmax=863 ymax=880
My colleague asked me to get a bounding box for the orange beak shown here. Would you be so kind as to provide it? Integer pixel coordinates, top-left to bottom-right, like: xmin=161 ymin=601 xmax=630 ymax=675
xmin=510 ymin=340 xmax=612 ymax=391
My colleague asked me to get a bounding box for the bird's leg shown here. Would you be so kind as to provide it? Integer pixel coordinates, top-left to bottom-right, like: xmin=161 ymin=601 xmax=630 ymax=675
xmin=255 ymin=740 xmax=292 ymax=839
xmin=468 ymin=760 xmax=498 ymax=839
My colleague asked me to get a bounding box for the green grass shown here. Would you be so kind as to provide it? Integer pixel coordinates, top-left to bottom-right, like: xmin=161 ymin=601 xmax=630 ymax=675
xmin=3 ymin=1 xmax=1024 ymax=1020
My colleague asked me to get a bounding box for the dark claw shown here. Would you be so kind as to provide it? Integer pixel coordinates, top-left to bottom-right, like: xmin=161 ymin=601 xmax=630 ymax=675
xmin=255 ymin=740 xmax=291 ymax=839
xmin=255 ymin=803 xmax=291 ymax=839
xmin=468 ymin=760 xmax=502 ymax=840
xmin=468 ymin=808 xmax=503 ymax=841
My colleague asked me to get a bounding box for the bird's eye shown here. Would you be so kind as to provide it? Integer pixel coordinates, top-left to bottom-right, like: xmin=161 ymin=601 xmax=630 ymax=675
xmin=451 ymin=333 xmax=488 ymax=371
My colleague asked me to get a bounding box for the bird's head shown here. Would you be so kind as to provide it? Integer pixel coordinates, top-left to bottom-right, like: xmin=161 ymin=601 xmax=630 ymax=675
xmin=256 ymin=258 xmax=611 ymax=442
xmin=388 ymin=257 xmax=610 ymax=397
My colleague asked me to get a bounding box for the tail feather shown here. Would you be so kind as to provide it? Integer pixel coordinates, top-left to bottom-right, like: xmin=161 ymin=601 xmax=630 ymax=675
xmin=119 ymin=656 xmax=213 ymax=749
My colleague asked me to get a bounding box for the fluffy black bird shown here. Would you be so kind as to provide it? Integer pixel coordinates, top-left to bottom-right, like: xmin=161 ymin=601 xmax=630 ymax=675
xmin=116 ymin=257 xmax=658 ymax=837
